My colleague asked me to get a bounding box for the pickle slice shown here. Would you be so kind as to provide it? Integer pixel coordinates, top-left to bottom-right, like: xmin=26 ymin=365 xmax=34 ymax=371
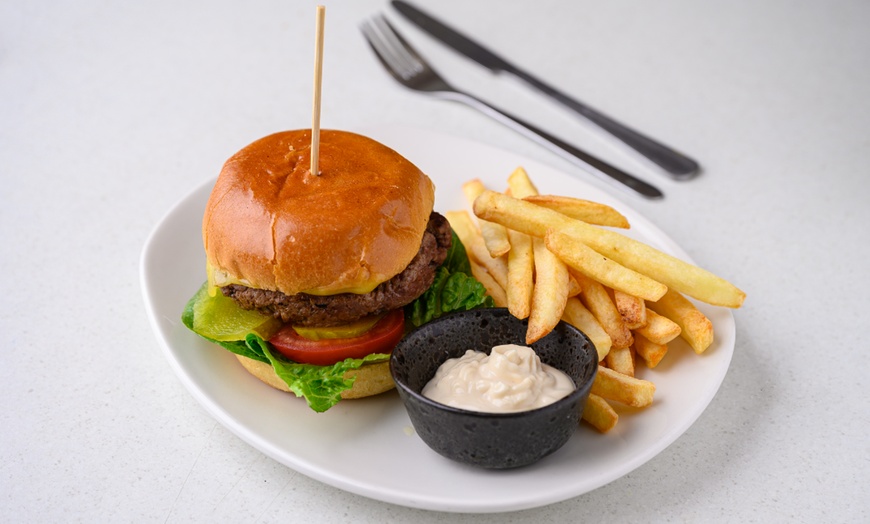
xmin=191 ymin=284 xmax=281 ymax=341
xmin=293 ymin=314 xmax=383 ymax=340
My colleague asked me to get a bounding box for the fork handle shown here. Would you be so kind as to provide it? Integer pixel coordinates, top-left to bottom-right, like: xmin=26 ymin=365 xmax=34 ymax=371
xmin=446 ymin=92 xmax=663 ymax=199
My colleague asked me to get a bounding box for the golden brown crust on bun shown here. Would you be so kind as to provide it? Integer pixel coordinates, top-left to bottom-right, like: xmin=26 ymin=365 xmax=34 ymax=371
xmin=234 ymin=354 xmax=395 ymax=399
xmin=203 ymin=129 xmax=435 ymax=296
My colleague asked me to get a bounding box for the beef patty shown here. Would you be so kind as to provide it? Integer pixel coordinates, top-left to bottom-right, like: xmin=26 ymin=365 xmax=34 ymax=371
xmin=221 ymin=212 xmax=452 ymax=326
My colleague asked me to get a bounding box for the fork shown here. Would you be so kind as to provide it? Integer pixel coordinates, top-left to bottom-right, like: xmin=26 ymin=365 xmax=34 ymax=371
xmin=361 ymin=16 xmax=663 ymax=200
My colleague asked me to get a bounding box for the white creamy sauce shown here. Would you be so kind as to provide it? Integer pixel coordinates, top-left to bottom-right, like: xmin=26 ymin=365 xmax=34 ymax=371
xmin=421 ymin=344 xmax=575 ymax=413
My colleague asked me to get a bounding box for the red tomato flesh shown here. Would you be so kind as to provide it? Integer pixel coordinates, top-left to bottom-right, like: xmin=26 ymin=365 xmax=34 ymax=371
xmin=268 ymin=309 xmax=405 ymax=366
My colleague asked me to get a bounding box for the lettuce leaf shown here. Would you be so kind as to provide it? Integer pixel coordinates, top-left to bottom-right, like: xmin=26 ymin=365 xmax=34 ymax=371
xmin=441 ymin=229 xmax=472 ymax=275
xmin=251 ymin=334 xmax=388 ymax=413
xmin=407 ymin=231 xmax=494 ymax=326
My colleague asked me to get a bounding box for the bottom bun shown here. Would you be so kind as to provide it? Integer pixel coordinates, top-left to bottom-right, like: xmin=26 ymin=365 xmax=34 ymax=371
xmin=235 ymin=355 xmax=395 ymax=400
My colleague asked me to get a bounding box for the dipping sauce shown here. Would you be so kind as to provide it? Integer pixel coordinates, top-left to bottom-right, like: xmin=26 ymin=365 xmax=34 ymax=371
xmin=421 ymin=344 xmax=575 ymax=413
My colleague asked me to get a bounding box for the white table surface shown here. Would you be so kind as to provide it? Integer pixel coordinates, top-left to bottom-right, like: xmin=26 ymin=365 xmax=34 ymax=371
xmin=2 ymin=0 xmax=868 ymax=522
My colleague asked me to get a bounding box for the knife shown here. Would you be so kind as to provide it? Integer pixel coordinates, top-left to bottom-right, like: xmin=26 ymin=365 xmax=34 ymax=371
xmin=391 ymin=0 xmax=700 ymax=179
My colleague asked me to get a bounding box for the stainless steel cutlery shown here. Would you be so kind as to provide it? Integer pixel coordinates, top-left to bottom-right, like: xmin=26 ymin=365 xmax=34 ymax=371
xmin=361 ymin=16 xmax=664 ymax=199
xmin=391 ymin=0 xmax=699 ymax=180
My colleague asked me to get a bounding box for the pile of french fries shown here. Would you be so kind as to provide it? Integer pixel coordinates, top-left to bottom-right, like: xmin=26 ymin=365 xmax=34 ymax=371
xmin=447 ymin=167 xmax=745 ymax=433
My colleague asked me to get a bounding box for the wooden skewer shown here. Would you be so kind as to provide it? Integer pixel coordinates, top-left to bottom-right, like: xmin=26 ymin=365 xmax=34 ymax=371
xmin=310 ymin=5 xmax=326 ymax=176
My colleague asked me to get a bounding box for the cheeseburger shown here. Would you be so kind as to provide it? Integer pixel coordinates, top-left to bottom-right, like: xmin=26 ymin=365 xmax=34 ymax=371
xmin=182 ymin=129 xmax=491 ymax=412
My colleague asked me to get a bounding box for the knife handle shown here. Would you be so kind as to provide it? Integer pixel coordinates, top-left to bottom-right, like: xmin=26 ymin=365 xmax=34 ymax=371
xmin=443 ymin=91 xmax=663 ymax=199
xmin=511 ymin=69 xmax=699 ymax=179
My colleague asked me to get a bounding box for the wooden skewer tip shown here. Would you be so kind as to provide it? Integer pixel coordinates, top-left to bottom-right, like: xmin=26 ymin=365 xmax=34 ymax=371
xmin=310 ymin=5 xmax=326 ymax=176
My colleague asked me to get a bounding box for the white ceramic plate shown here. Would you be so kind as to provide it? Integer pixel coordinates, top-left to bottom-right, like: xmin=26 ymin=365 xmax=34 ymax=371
xmin=140 ymin=125 xmax=735 ymax=513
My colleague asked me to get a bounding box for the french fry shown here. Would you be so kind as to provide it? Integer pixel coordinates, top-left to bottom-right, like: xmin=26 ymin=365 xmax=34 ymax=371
xmin=647 ymin=289 xmax=714 ymax=354
xmin=545 ymin=229 xmax=667 ymax=302
xmin=461 ymin=178 xmax=487 ymax=203
xmin=633 ymin=309 xmax=681 ymax=345
xmin=507 ymin=166 xmax=538 ymax=198
xmin=526 ymin=238 xmax=569 ymax=344
xmin=567 ymin=274 xmax=581 ymax=297
xmin=506 ymin=229 xmax=534 ymax=319
xmin=605 ymin=345 xmax=635 ymax=377
xmin=562 ymin=297 xmax=611 ymax=361
xmin=559 ymin=219 xmax=745 ymax=308
xmin=463 ymin=179 xmax=511 ymax=257
xmin=523 ymin=194 xmax=578 ymax=313
xmin=591 ymin=366 xmax=655 ymax=408
xmin=445 ymin=209 xmax=478 ymax=244
xmin=452 ymin=167 xmax=745 ymax=434
xmin=445 ymin=210 xmax=509 ymax=291
xmin=633 ymin=332 xmax=668 ymax=368
xmin=472 ymin=191 xmax=746 ymax=308
xmin=480 ymin=222 xmax=511 ymax=257
xmin=582 ymin=394 xmax=618 ymax=433
xmin=613 ymin=289 xmax=647 ymax=329
xmin=469 ymin=242 xmax=508 ymax=291
xmin=574 ymin=272 xmax=633 ymax=349
xmin=524 ymin=194 xmax=629 ymax=228
xmin=629 ymin=343 xmax=638 ymax=368
xmin=467 ymin=258 xmax=507 ymax=308
xmin=474 ymin=189 xmax=572 ymax=237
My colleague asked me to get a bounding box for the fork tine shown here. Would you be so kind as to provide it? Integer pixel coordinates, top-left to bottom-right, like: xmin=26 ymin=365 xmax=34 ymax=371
xmin=362 ymin=21 xmax=408 ymax=80
xmin=361 ymin=20 xmax=399 ymax=75
xmin=362 ymin=15 xmax=429 ymax=82
xmin=372 ymin=16 xmax=424 ymax=76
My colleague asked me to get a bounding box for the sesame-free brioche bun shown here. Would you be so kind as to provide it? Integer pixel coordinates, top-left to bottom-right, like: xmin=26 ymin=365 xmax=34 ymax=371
xmin=235 ymin=355 xmax=395 ymax=399
xmin=203 ymin=129 xmax=435 ymax=296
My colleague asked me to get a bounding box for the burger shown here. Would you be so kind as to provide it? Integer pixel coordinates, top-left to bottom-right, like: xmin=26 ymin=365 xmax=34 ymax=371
xmin=182 ymin=129 xmax=492 ymax=412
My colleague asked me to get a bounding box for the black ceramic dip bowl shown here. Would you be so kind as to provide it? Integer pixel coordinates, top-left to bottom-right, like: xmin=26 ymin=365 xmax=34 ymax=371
xmin=390 ymin=308 xmax=598 ymax=469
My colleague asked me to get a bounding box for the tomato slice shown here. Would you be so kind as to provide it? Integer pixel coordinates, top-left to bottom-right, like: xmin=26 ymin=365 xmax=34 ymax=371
xmin=268 ymin=309 xmax=406 ymax=366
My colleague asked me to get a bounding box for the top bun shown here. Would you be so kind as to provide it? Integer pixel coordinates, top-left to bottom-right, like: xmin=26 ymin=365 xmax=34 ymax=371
xmin=203 ymin=129 xmax=435 ymax=296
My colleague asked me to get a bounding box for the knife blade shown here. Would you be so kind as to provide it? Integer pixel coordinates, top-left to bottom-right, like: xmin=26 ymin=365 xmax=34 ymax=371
xmin=391 ymin=0 xmax=700 ymax=179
